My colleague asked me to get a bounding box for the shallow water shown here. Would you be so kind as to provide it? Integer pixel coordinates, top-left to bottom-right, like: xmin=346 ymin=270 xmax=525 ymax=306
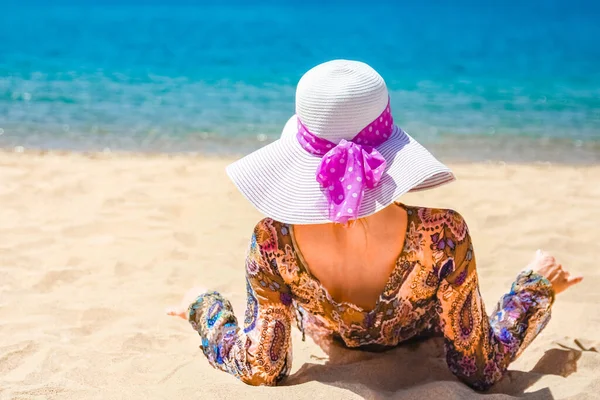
xmin=1 ymin=0 xmax=599 ymax=162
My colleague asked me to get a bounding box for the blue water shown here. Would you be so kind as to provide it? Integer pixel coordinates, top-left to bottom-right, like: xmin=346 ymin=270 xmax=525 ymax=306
xmin=1 ymin=0 xmax=599 ymax=160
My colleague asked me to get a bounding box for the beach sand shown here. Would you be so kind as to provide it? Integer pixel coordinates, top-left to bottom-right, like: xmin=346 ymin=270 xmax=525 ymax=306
xmin=0 ymin=151 xmax=598 ymax=400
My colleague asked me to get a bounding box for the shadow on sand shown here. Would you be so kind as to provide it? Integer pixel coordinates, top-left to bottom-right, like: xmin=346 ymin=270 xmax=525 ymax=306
xmin=284 ymin=336 xmax=583 ymax=400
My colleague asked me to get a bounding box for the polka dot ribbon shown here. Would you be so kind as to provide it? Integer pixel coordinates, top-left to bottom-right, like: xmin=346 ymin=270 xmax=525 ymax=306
xmin=296 ymin=100 xmax=394 ymax=224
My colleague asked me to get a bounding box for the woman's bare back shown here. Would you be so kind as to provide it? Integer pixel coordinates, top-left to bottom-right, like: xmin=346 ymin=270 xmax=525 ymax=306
xmin=292 ymin=203 xmax=408 ymax=310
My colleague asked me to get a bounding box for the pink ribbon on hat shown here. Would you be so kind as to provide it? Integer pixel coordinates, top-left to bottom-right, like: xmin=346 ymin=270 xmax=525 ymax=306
xmin=296 ymin=100 xmax=394 ymax=224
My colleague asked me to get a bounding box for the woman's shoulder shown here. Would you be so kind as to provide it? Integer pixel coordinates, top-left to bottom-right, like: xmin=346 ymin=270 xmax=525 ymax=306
xmin=404 ymin=204 xmax=467 ymax=222
xmin=249 ymin=218 xmax=299 ymax=283
xmin=403 ymin=203 xmax=470 ymax=241
xmin=253 ymin=218 xmax=290 ymax=238
xmin=251 ymin=218 xmax=293 ymax=254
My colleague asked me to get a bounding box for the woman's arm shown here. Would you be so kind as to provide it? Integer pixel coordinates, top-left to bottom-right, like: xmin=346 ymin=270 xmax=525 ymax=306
xmin=434 ymin=211 xmax=555 ymax=390
xmin=188 ymin=220 xmax=294 ymax=386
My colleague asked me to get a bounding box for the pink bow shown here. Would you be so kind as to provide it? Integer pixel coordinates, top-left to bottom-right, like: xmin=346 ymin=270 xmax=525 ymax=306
xmin=296 ymin=100 xmax=393 ymax=223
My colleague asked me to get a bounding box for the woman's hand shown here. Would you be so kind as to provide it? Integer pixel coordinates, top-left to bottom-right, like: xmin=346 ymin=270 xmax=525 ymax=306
xmin=166 ymin=287 xmax=207 ymax=320
xmin=530 ymin=250 xmax=583 ymax=295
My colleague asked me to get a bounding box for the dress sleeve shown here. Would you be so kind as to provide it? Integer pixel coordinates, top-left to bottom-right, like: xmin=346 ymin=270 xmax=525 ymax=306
xmin=435 ymin=211 xmax=555 ymax=390
xmin=187 ymin=220 xmax=294 ymax=386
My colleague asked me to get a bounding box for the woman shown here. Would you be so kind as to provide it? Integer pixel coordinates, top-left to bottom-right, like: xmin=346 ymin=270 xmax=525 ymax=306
xmin=167 ymin=60 xmax=582 ymax=390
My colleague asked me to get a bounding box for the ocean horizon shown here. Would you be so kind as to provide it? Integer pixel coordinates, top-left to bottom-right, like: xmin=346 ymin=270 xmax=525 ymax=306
xmin=1 ymin=0 xmax=599 ymax=162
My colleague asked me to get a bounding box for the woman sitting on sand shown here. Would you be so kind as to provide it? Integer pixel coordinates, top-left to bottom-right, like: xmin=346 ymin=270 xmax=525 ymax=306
xmin=167 ymin=60 xmax=582 ymax=390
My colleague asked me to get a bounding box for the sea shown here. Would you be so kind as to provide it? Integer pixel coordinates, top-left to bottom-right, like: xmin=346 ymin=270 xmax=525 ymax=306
xmin=1 ymin=0 xmax=599 ymax=162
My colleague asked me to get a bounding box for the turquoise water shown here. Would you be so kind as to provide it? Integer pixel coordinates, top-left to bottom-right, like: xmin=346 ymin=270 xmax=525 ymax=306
xmin=1 ymin=1 xmax=599 ymax=161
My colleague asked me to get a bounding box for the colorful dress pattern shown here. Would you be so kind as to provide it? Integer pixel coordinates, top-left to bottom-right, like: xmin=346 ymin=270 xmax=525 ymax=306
xmin=188 ymin=204 xmax=555 ymax=390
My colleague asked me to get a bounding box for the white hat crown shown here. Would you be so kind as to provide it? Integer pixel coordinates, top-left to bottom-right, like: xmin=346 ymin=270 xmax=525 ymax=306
xmin=295 ymin=60 xmax=389 ymax=143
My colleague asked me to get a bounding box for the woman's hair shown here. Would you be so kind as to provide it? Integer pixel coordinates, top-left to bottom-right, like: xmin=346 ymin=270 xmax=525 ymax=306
xmin=340 ymin=218 xmax=370 ymax=246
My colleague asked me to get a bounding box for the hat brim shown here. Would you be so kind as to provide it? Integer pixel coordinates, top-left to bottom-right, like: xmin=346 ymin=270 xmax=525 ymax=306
xmin=226 ymin=116 xmax=455 ymax=224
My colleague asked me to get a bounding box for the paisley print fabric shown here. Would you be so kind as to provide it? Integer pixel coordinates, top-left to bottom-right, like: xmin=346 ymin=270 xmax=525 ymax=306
xmin=187 ymin=222 xmax=294 ymax=385
xmin=188 ymin=203 xmax=554 ymax=390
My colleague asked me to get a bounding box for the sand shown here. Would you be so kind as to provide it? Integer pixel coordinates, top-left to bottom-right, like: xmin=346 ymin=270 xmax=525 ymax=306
xmin=0 ymin=150 xmax=598 ymax=400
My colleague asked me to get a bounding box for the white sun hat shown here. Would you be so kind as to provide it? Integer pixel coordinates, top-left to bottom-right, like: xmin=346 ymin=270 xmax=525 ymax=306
xmin=226 ymin=60 xmax=455 ymax=225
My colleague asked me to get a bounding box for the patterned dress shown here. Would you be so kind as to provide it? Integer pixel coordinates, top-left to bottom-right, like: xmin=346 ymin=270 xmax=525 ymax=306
xmin=187 ymin=204 xmax=555 ymax=390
